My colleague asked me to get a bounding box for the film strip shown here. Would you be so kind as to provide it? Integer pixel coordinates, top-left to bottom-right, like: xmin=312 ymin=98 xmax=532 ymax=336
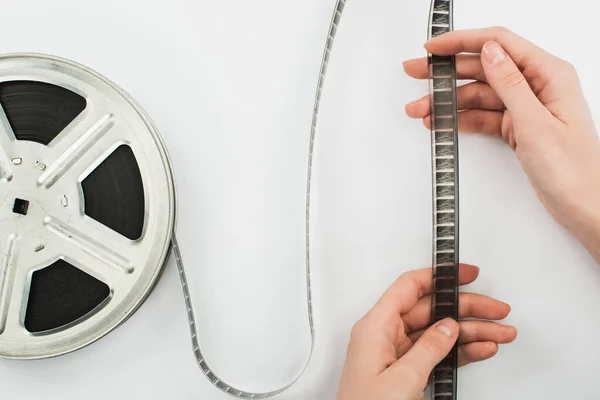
xmin=172 ymin=0 xmax=347 ymax=398
xmin=428 ymin=0 xmax=460 ymax=399
xmin=0 ymin=1 xmax=461 ymax=399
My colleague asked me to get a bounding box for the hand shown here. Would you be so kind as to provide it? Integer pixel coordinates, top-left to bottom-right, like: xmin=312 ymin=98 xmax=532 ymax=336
xmin=336 ymin=264 xmax=516 ymax=400
xmin=403 ymin=27 xmax=600 ymax=262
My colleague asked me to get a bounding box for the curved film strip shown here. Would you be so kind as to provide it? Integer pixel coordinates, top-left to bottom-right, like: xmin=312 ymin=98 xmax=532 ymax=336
xmin=427 ymin=0 xmax=460 ymax=399
xmin=172 ymin=0 xmax=347 ymax=397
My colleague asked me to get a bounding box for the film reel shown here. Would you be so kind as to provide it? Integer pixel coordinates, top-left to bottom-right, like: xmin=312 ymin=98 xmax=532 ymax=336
xmin=0 ymin=53 xmax=176 ymax=358
xmin=427 ymin=0 xmax=460 ymax=399
xmin=0 ymin=0 xmax=348 ymax=396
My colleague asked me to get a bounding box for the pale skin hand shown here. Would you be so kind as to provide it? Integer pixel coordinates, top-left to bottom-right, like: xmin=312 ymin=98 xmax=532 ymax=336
xmin=403 ymin=27 xmax=600 ymax=262
xmin=337 ymin=26 xmax=600 ymax=399
xmin=336 ymin=264 xmax=517 ymax=400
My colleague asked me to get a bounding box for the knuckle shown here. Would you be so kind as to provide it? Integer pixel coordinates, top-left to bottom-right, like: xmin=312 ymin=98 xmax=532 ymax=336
xmin=350 ymin=318 xmax=371 ymax=341
xmin=551 ymin=56 xmax=578 ymax=76
xmin=491 ymin=26 xmax=511 ymax=38
xmin=561 ymin=60 xmax=578 ymax=77
xmin=473 ymin=112 xmax=487 ymax=132
xmin=518 ymin=50 xmax=536 ymax=70
xmin=398 ymin=269 xmax=418 ymax=286
xmin=491 ymin=25 xmax=508 ymax=34
xmin=448 ymin=36 xmax=465 ymax=52
xmin=398 ymin=270 xmax=412 ymax=280
xmin=559 ymin=57 xmax=574 ymax=70
xmin=349 ymin=321 xmax=363 ymax=340
xmin=501 ymin=70 xmax=525 ymax=88
xmin=462 ymin=293 xmax=475 ymax=315
xmin=469 ymin=85 xmax=484 ymax=108
xmin=397 ymin=365 xmax=425 ymax=388
xmin=419 ymin=334 xmax=446 ymax=355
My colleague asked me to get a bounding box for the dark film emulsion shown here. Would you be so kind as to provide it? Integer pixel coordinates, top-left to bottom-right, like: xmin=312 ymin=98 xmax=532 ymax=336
xmin=429 ymin=0 xmax=459 ymax=399
xmin=3 ymin=80 xmax=146 ymax=334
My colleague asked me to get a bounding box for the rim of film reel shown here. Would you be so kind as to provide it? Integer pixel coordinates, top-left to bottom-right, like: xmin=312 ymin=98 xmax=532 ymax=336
xmin=0 ymin=53 xmax=176 ymax=359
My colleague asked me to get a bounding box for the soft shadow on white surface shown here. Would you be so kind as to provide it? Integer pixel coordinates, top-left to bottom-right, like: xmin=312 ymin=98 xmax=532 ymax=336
xmin=1 ymin=0 xmax=600 ymax=399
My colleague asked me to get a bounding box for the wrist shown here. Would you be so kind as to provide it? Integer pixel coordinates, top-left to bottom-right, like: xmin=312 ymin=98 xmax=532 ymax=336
xmin=563 ymin=186 xmax=600 ymax=263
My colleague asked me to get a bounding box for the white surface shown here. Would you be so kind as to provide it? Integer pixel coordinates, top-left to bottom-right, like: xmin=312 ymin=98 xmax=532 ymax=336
xmin=1 ymin=0 xmax=599 ymax=399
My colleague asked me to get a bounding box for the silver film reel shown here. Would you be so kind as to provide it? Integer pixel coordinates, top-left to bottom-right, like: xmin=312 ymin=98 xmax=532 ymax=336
xmin=0 ymin=0 xmax=347 ymax=398
xmin=0 ymin=53 xmax=176 ymax=359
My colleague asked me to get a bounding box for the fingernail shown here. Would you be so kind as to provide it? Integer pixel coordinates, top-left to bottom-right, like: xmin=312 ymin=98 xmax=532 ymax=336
xmin=436 ymin=319 xmax=456 ymax=337
xmin=482 ymin=41 xmax=507 ymax=64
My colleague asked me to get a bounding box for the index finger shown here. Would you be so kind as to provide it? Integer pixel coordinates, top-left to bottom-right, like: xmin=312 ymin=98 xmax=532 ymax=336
xmin=372 ymin=264 xmax=480 ymax=318
xmin=425 ymin=27 xmax=551 ymax=68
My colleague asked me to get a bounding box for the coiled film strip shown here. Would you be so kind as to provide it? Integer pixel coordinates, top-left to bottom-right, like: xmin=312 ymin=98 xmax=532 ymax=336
xmin=428 ymin=0 xmax=460 ymax=399
xmin=172 ymin=0 xmax=347 ymax=397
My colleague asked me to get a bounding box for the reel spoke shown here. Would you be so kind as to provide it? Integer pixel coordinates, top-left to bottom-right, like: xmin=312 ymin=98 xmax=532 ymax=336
xmin=1 ymin=243 xmax=33 ymax=340
xmin=36 ymin=108 xmax=116 ymax=189
xmin=0 ymin=233 xmax=18 ymax=334
xmin=0 ymin=104 xmax=15 ymax=181
xmin=44 ymin=243 xmax=133 ymax=300
xmin=43 ymin=215 xmax=137 ymax=275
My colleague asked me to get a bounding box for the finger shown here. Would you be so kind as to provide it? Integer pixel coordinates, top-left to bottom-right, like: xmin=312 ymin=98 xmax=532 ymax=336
xmin=391 ymin=318 xmax=459 ymax=380
xmin=406 ymin=82 xmax=504 ymax=119
xmin=458 ymin=341 xmax=499 ymax=367
xmin=480 ymin=41 xmax=549 ymax=124
xmin=457 ymin=321 xmax=517 ymax=345
xmin=403 ymin=54 xmax=487 ymax=82
xmin=407 ymin=320 xmax=517 ymax=346
xmin=403 ymin=292 xmax=511 ymax=333
xmin=425 ymin=28 xmax=585 ymax=125
xmin=405 ymin=95 xmax=430 ymax=119
xmin=372 ymin=265 xmax=479 ymax=319
xmin=424 ymin=27 xmax=551 ymax=69
xmin=423 ymin=109 xmax=504 ymax=136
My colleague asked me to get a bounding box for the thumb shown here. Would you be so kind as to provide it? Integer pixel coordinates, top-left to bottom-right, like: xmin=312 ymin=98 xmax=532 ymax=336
xmin=480 ymin=41 xmax=546 ymax=123
xmin=391 ymin=318 xmax=459 ymax=382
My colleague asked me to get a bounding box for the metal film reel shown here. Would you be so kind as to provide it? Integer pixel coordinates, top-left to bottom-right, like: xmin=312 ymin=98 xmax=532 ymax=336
xmin=0 ymin=1 xmax=348 ymax=396
xmin=427 ymin=0 xmax=460 ymax=399
xmin=0 ymin=53 xmax=176 ymax=359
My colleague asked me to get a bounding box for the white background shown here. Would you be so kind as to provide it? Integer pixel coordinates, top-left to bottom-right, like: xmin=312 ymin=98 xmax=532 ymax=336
xmin=1 ymin=0 xmax=599 ymax=399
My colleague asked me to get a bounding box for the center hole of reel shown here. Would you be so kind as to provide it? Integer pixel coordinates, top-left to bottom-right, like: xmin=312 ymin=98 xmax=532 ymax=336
xmin=13 ymin=198 xmax=29 ymax=215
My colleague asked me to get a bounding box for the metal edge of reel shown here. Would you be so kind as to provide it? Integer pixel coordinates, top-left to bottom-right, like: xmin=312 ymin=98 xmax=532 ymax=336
xmin=0 ymin=52 xmax=177 ymax=360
